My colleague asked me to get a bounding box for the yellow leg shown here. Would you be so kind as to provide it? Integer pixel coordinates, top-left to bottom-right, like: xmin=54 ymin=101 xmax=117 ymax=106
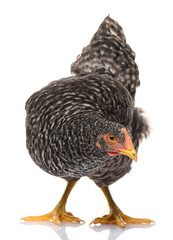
xmin=21 ymin=181 xmax=85 ymax=225
xmin=90 ymin=186 xmax=154 ymax=228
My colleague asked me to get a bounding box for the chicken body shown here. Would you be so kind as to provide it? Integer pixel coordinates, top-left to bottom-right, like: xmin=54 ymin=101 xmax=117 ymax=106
xmin=26 ymin=73 xmax=134 ymax=185
xmin=23 ymin=16 xmax=153 ymax=227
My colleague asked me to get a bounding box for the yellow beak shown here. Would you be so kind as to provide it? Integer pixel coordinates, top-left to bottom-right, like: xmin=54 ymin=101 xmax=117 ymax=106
xmin=120 ymin=148 xmax=137 ymax=162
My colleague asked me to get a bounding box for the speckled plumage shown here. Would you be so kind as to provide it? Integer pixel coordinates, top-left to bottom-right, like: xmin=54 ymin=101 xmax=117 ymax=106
xmin=71 ymin=16 xmax=140 ymax=98
xmin=25 ymin=16 xmax=149 ymax=187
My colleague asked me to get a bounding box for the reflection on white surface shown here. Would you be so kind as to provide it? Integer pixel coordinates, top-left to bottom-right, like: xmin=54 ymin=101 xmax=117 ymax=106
xmin=21 ymin=221 xmax=84 ymax=240
xmin=91 ymin=223 xmax=155 ymax=240
xmin=21 ymin=221 xmax=155 ymax=240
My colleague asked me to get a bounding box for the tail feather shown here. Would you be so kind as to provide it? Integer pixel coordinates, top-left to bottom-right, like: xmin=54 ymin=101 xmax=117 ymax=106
xmin=131 ymin=108 xmax=150 ymax=151
xmin=71 ymin=16 xmax=140 ymax=98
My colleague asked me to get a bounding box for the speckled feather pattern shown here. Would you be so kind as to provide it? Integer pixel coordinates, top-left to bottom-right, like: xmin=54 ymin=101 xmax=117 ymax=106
xmin=71 ymin=16 xmax=140 ymax=98
xmin=25 ymin=17 xmax=149 ymax=187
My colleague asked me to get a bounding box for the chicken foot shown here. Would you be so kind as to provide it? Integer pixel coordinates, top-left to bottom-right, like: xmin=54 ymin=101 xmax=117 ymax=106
xmin=21 ymin=181 xmax=84 ymax=225
xmin=90 ymin=186 xmax=154 ymax=228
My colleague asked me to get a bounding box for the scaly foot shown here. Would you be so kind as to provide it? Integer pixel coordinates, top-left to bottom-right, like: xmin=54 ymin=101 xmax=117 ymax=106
xmin=90 ymin=210 xmax=154 ymax=228
xmin=21 ymin=206 xmax=85 ymax=225
xmin=92 ymin=186 xmax=155 ymax=228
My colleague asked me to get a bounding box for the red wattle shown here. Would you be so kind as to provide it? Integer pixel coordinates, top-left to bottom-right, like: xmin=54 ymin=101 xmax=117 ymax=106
xmin=107 ymin=152 xmax=121 ymax=156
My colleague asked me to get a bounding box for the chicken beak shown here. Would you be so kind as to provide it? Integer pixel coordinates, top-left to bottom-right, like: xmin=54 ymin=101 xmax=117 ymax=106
xmin=120 ymin=148 xmax=137 ymax=162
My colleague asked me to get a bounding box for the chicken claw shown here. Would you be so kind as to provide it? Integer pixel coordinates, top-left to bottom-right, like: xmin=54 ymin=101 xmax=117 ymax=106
xmin=21 ymin=207 xmax=85 ymax=225
xmin=90 ymin=211 xmax=154 ymax=228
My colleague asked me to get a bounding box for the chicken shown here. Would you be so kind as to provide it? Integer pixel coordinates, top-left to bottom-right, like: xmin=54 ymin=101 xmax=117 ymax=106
xmin=21 ymin=16 xmax=154 ymax=227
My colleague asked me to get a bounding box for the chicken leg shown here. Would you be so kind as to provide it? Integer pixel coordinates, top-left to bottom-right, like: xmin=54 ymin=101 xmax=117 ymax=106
xmin=21 ymin=181 xmax=84 ymax=225
xmin=90 ymin=186 xmax=154 ymax=228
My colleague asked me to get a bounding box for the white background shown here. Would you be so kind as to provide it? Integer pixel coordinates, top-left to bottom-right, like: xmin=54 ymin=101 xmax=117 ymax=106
xmin=0 ymin=0 xmax=173 ymax=239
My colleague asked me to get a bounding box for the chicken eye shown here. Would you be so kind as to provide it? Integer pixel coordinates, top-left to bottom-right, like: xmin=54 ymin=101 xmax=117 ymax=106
xmin=108 ymin=135 xmax=116 ymax=142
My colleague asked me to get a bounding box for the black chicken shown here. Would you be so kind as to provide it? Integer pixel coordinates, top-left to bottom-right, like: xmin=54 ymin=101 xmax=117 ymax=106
xmin=22 ymin=16 xmax=153 ymax=227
